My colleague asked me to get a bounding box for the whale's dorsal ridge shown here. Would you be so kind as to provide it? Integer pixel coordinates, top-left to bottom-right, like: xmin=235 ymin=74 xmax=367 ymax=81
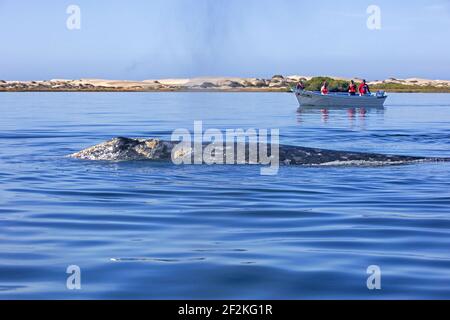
xmin=69 ymin=137 xmax=446 ymax=166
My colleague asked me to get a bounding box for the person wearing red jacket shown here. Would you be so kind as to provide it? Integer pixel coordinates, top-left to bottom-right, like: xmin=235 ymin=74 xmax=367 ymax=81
xmin=321 ymin=81 xmax=329 ymax=95
xmin=358 ymin=79 xmax=371 ymax=96
xmin=348 ymin=80 xmax=357 ymax=96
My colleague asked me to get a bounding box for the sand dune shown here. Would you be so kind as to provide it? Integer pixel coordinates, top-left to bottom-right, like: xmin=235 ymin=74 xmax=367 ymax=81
xmin=1 ymin=75 xmax=449 ymax=92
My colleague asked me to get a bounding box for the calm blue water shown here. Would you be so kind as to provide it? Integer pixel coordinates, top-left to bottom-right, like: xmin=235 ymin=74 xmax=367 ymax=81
xmin=0 ymin=92 xmax=449 ymax=299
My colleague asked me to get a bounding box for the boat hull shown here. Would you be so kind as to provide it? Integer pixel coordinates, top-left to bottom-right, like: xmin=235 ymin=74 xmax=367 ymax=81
xmin=295 ymin=90 xmax=387 ymax=108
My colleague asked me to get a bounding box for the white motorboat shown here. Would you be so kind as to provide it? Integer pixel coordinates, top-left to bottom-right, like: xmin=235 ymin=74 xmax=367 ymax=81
xmin=294 ymin=89 xmax=387 ymax=107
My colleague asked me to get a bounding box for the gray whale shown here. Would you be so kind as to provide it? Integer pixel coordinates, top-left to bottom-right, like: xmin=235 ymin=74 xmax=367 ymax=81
xmin=69 ymin=137 xmax=449 ymax=166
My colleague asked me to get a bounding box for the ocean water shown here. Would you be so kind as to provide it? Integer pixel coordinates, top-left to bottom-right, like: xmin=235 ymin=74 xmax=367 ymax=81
xmin=0 ymin=92 xmax=449 ymax=299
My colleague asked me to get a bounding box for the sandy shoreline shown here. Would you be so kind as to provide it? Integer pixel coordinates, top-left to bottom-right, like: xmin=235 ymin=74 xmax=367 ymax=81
xmin=1 ymin=76 xmax=449 ymax=93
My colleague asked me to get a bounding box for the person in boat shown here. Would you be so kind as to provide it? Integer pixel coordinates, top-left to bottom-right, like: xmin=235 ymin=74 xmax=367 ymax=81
xmin=320 ymin=81 xmax=329 ymax=95
xmin=348 ymin=80 xmax=357 ymax=96
xmin=296 ymin=80 xmax=305 ymax=91
xmin=358 ymin=79 xmax=371 ymax=96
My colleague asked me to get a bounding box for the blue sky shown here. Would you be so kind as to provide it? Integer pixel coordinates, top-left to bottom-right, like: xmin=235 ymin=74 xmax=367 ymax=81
xmin=0 ymin=0 xmax=449 ymax=80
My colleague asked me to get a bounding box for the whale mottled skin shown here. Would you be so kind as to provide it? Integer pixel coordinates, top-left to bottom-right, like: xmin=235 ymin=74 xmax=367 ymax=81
xmin=69 ymin=137 xmax=448 ymax=166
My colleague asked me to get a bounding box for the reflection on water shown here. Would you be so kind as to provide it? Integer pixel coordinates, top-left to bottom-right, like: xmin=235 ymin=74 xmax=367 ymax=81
xmin=297 ymin=106 xmax=384 ymax=127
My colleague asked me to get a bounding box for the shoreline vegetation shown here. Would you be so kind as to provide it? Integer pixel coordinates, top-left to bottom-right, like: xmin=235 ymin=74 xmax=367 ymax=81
xmin=1 ymin=76 xmax=449 ymax=93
